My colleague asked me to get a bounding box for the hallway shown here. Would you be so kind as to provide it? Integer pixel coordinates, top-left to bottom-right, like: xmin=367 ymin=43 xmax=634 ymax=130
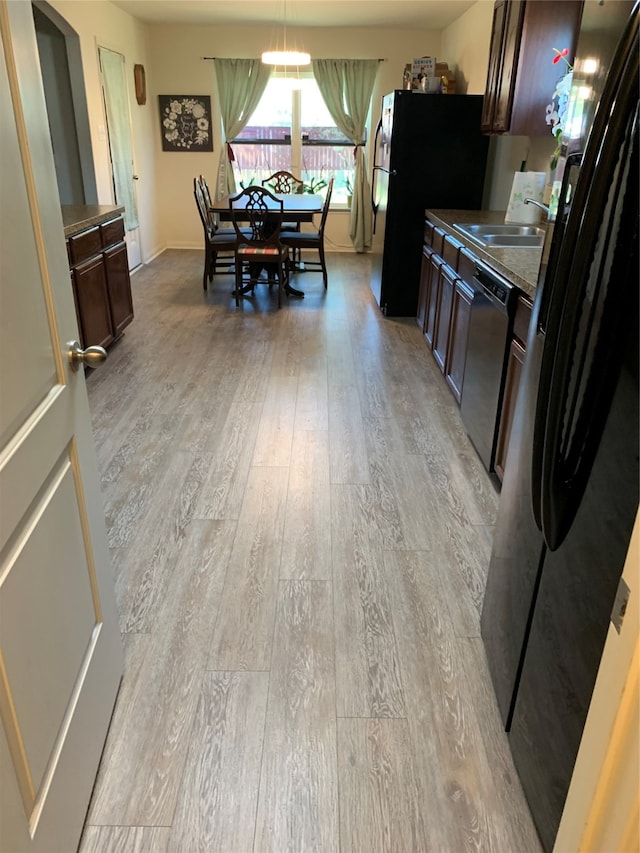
xmin=79 ymin=250 xmax=541 ymax=852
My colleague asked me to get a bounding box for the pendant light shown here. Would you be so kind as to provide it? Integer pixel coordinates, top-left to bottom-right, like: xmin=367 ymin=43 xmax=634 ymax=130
xmin=261 ymin=0 xmax=310 ymax=67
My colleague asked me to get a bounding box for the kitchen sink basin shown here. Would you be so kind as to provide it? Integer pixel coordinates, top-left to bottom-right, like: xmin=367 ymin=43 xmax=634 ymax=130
xmin=453 ymin=223 xmax=545 ymax=249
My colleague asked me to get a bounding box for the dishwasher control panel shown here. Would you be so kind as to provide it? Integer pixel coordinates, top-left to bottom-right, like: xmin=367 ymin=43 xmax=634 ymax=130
xmin=474 ymin=266 xmax=513 ymax=307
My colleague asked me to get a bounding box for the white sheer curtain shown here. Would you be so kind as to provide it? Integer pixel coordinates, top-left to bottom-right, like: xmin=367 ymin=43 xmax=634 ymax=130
xmin=99 ymin=47 xmax=139 ymax=231
xmin=213 ymin=59 xmax=271 ymax=198
xmin=312 ymin=59 xmax=379 ymax=253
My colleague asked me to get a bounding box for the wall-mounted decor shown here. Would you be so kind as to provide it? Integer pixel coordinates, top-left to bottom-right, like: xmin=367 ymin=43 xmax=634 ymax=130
xmin=158 ymin=95 xmax=213 ymax=152
xmin=134 ymin=64 xmax=146 ymax=105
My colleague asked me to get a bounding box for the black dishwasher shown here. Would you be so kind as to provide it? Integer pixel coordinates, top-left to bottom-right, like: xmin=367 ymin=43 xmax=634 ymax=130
xmin=459 ymin=261 xmax=516 ymax=473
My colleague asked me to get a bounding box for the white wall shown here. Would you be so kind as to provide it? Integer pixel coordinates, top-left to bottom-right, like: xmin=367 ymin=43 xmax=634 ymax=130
xmin=44 ymin=2 xmax=521 ymax=260
xmin=441 ymin=0 xmax=556 ymax=210
xmin=48 ymin=1 xmax=160 ymax=259
xmin=146 ymin=23 xmax=444 ymax=253
xmin=440 ymin=0 xmax=494 ymax=95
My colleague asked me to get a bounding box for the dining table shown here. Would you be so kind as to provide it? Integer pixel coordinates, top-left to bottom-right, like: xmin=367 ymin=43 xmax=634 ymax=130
xmin=210 ymin=191 xmax=323 ymax=223
xmin=209 ymin=191 xmax=324 ymax=298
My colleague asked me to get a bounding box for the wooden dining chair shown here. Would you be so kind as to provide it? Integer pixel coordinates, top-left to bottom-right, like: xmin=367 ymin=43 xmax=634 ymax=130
xmin=280 ymin=177 xmax=334 ymax=290
xmin=193 ymin=176 xmax=237 ymax=290
xmin=262 ymin=171 xmax=304 ymax=262
xmin=229 ymin=185 xmax=290 ymax=308
xmin=199 ymin=174 xmax=238 ymax=239
xmin=262 ymin=170 xmax=304 ymax=195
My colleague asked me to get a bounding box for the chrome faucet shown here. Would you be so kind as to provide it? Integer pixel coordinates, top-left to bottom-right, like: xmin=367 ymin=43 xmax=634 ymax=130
xmin=524 ymin=197 xmax=550 ymax=214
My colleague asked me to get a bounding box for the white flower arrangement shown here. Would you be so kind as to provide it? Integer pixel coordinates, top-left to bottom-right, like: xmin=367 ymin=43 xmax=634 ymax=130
xmin=545 ymin=49 xmax=573 ymax=170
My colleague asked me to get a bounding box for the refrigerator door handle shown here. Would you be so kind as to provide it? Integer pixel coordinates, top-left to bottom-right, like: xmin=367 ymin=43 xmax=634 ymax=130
xmin=371 ymin=118 xmax=383 ymax=217
xmin=537 ymin=29 xmax=639 ymax=551
xmin=537 ymin=152 xmax=582 ymax=334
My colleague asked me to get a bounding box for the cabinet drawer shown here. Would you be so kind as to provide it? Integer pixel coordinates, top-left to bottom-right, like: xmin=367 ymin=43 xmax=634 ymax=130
xmin=69 ymin=226 xmax=102 ymax=265
xmin=101 ymin=216 xmax=125 ymax=248
xmin=424 ymin=219 xmax=435 ymax=247
xmin=432 ymin=226 xmax=445 ymax=258
xmin=513 ymin=294 xmax=533 ymax=344
xmin=457 ymin=247 xmax=477 ymax=287
xmin=442 ymin=235 xmax=462 ymax=270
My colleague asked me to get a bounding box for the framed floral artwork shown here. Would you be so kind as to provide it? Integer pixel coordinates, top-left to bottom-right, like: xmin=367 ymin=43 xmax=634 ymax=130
xmin=159 ymin=95 xmax=213 ymax=152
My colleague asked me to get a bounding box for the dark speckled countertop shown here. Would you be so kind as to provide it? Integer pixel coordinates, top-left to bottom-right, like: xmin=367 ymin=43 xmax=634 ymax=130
xmin=426 ymin=209 xmax=547 ymax=300
xmin=61 ymin=204 xmax=124 ymax=238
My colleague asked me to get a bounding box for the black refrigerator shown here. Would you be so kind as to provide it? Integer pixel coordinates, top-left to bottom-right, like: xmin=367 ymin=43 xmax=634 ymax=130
xmin=370 ymin=90 xmax=487 ymax=316
xmin=480 ymin=4 xmax=638 ymax=852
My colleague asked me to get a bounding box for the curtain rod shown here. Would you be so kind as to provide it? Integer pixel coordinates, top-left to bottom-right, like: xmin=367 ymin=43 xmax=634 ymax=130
xmin=201 ymin=56 xmax=387 ymax=61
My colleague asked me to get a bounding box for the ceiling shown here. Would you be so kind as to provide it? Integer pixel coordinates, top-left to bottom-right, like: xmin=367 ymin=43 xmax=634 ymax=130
xmin=110 ymin=1 xmax=477 ymax=31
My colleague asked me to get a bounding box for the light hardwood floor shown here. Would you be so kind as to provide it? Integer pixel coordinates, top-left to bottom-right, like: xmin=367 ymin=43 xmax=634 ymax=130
xmin=80 ymin=251 xmax=542 ymax=853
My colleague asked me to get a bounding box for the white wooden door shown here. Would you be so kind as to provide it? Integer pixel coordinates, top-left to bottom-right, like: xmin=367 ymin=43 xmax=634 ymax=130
xmin=98 ymin=46 xmax=142 ymax=270
xmin=0 ymin=3 xmax=123 ymax=851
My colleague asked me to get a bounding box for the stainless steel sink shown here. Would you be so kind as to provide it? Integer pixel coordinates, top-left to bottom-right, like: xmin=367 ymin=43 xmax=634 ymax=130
xmin=453 ymin=223 xmax=545 ymax=248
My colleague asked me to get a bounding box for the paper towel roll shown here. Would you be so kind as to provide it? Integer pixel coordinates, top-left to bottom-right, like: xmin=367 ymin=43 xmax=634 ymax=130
xmin=505 ymin=172 xmax=547 ymax=223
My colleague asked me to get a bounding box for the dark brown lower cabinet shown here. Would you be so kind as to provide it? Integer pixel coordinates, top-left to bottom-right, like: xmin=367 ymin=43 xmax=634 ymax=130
xmin=494 ymin=294 xmax=533 ymax=481
xmin=424 ymin=253 xmax=442 ymax=349
xmin=67 ymin=215 xmax=133 ymax=350
xmin=433 ymin=263 xmax=455 ymax=373
xmin=71 ymin=257 xmax=114 ymax=350
xmin=445 ymin=279 xmax=474 ymax=404
xmin=417 ymin=245 xmax=432 ymax=332
xmin=104 ymin=241 xmax=134 ymax=337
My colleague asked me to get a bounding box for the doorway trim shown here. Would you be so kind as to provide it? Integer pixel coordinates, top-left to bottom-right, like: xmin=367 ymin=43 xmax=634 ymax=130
xmin=32 ymin=1 xmax=98 ymax=205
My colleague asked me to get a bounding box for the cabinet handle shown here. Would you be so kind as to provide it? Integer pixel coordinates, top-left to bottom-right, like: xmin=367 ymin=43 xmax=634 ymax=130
xmin=67 ymin=340 xmax=108 ymax=371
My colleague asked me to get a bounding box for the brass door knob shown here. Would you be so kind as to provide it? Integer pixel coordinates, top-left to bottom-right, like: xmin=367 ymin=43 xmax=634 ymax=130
xmin=67 ymin=340 xmax=108 ymax=371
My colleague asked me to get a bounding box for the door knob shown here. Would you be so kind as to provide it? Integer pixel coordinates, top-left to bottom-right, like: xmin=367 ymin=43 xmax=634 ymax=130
xmin=67 ymin=340 xmax=108 ymax=371
xmin=133 ymin=175 xmax=139 ymax=180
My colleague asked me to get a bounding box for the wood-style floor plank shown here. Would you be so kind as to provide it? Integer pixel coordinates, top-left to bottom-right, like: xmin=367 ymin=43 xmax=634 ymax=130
xmin=87 ymin=520 xmax=235 ymax=826
xmin=384 ymin=549 xmax=538 ymax=852
xmin=254 ymin=580 xmax=338 ymax=852
xmin=167 ymin=671 xmax=269 ymax=853
xmin=280 ymin=430 xmax=332 ymax=580
xmin=207 ymin=466 xmax=288 ymax=670
xmin=332 ymin=485 xmax=406 ymax=718
xmin=337 ymin=717 xmax=428 ymax=853
xmin=79 ymin=826 xmax=170 ymax=853
xmin=82 ymin=250 xmax=541 ymax=853
xmin=328 ymin=384 xmax=370 ymax=485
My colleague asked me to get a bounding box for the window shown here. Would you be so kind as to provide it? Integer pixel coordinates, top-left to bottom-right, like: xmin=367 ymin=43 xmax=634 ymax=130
xmin=232 ymin=75 xmax=356 ymax=205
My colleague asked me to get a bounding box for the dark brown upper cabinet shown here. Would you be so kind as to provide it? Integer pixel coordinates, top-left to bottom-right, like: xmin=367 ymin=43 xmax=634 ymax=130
xmin=481 ymin=0 xmax=583 ymax=136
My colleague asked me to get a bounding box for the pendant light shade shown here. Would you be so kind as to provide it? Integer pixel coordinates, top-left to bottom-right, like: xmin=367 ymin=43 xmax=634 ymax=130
xmin=261 ymin=49 xmax=310 ymax=66
xmin=261 ymin=0 xmax=310 ymax=67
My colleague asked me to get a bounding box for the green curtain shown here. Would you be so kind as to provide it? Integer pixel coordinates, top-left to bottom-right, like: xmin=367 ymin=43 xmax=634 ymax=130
xmin=98 ymin=48 xmax=139 ymax=231
xmin=213 ymin=59 xmax=271 ymax=198
xmin=312 ymin=59 xmax=379 ymax=253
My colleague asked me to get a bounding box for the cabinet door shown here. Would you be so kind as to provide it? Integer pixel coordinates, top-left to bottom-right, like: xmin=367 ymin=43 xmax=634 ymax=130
xmin=424 ymin=254 xmax=441 ymax=349
xmin=72 ymin=256 xmax=114 ymax=350
xmin=417 ymin=246 xmax=433 ymax=332
xmin=494 ymin=337 xmax=526 ymax=482
xmin=433 ymin=264 xmax=455 ymax=374
xmin=445 ymin=279 xmax=473 ymax=404
xmin=481 ymin=0 xmax=508 ymax=131
xmin=493 ymin=0 xmax=524 ymax=133
xmin=104 ymin=241 xmax=134 ymax=337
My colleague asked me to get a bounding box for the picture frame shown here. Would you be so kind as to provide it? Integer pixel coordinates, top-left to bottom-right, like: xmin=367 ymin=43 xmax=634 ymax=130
xmin=158 ymin=94 xmax=213 ymax=152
